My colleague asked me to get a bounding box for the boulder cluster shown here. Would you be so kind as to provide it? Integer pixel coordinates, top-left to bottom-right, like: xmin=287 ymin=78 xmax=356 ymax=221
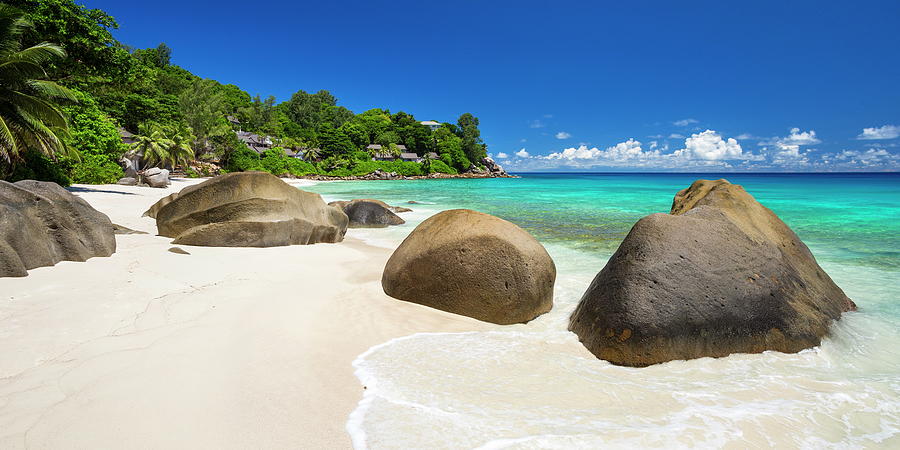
xmin=117 ymin=165 xmax=170 ymax=188
xmin=2 ymin=172 xmax=854 ymax=367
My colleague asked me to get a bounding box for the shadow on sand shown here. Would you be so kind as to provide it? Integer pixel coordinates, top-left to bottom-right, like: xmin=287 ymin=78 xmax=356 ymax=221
xmin=66 ymin=186 xmax=138 ymax=196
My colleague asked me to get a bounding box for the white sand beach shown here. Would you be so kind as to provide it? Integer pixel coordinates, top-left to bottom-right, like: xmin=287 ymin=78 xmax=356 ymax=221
xmin=0 ymin=179 xmax=486 ymax=449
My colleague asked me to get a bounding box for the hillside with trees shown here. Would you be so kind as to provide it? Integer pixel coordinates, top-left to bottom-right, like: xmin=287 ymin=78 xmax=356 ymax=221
xmin=0 ymin=0 xmax=493 ymax=185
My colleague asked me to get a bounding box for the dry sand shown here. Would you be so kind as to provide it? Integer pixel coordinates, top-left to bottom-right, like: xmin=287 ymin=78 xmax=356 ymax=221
xmin=0 ymin=178 xmax=486 ymax=449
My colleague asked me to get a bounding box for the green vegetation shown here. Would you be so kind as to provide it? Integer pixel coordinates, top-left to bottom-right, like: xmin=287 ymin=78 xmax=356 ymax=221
xmin=0 ymin=0 xmax=489 ymax=185
xmin=0 ymin=5 xmax=76 ymax=172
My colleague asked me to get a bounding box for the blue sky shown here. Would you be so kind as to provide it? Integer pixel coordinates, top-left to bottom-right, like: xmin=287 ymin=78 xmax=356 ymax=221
xmin=85 ymin=0 xmax=899 ymax=171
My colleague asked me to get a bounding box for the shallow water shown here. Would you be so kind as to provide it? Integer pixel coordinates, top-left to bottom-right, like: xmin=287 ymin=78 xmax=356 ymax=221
xmin=305 ymin=173 xmax=900 ymax=449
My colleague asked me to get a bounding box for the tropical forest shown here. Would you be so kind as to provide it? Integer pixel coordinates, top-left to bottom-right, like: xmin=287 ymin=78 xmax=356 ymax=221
xmin=0 ymin=0 xmax=492 ymax=186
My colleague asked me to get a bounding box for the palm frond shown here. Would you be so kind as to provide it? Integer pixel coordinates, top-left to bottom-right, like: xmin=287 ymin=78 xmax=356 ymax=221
xmin=10 ymin=91 xmax=70 ymax=129
xmin=0 ymin=115 xmax=17 ymax=162
xmin=26 ymin=80 xmax=78 ymax=102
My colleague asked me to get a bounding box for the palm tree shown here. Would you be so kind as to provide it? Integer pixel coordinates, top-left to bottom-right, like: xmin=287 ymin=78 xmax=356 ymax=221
xmin=0 ymin=5 xmax=77 ymax=162
xmin=421 ymin=150 xmax=434 ymax=172
xmin=303 ymin=147 xmax=321 ymax=162
xmin=364 ymin=144 xmax=380 ymax=159
xmin=129 ymin=124 xmax=194 ymax=169
xmin=388 ymin=143 xmax=402 ymax=158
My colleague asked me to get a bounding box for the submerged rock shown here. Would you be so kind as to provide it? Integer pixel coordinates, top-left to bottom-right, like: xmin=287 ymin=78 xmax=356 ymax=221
xmin=0 ymin=180 xmax=116 ymax=277
xmin=569 ymin=179 xmax=856 ymax=367
xmin=328 ymin=199 xmax=407 ymax=227
xmin=382 ymin=209 xmax=555 ymax=324
xmin=148 ymin=172 xmax=348 ymax=247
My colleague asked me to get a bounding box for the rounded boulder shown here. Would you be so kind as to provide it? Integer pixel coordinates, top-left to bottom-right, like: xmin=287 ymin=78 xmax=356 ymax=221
xmin=382 ymin=209 xmax=555 ymax=324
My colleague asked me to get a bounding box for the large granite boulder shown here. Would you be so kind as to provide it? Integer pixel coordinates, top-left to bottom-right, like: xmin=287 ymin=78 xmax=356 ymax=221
xmin=569 ymin=179 xmax=856 ymax=367
xmin=0 ymin=180 xmax=116 ymax=277
xmin=382 ymin=209 xmax=555 ymax=324
xmin=148 ymin=171 xmax=347 ymax=247
xmin=328 ymin=199 xmax=406 ymax=227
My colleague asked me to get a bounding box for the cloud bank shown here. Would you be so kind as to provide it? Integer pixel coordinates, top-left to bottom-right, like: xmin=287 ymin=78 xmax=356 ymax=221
xmin=496 ymin=128 xmax=899 ymax=172
xmin=857 ymin=125 xmax=899 ymax=140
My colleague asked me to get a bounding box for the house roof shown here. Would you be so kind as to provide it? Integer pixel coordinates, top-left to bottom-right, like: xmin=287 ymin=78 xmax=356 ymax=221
xmin=236 ymin=131 xmax=271 ymax=146
xmin=227 ymin=115 xmax=240 ymax=124
xmin=366 ymin=144 xmax=382 ymax=150
xmin=396 ymin=144 xmax=408 ymax=151
xmin=117 ymin=127 xmax=135 ymax=138
xmin=400 ymin=152 xmax=419 ymax=160
xmin=426 ymin=152 xmax=439 ymax=159
xmin=420 ymin=120 xmax=440 ymax=126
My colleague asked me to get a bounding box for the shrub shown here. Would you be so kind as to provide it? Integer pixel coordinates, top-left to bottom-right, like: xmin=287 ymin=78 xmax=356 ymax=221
xmin=285 ymin=158 xmax=317 ymax=176
xmin=344 ymin=160 xmax=424 ymax=176
xmin=224 ymin=147 xmax=263 ymax=172
xmin=3 ymin=150 xmax=72 ymax=186
xmin=66 ymin=153 xmax=124 ymax=184
xmin=64 ymin=90 xmax=128 ymax=184
xmin=428 ymin=159 xmax=457 ymax=174
xmin=224 ymin=147 xmax=318 ymax=177
xmin=350 ymin=151 xmax=370 ymax=162
xmin=260 ymin=148 xmax=288 ymax=175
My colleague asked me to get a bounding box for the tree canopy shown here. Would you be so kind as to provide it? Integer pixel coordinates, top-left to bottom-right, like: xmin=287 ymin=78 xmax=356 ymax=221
xmin=2 ymin=0 xmax=491 ymax=183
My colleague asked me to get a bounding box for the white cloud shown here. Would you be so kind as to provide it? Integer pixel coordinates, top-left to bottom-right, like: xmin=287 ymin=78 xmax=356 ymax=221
xmin=674 ymin=118 xmax=699 ymax=127
xmin=496 ymin=152 xmax=508 ymax=158
xmin=555 ymin=131 xmax=572 ymax=140
xmin=759 ymin=128 xmax=821 ymax=153
xmin=528 ymin=120 xmax=545 ymax=129
xmin=668 ymin=133 xmax=685 ymax=139
xmin=857 ymin=125 xmax=900 ymax=140
xmin=784 ymin=127 xmax=820 ymax=145
xmin=674 ymin=130 xmax=744 ymax=160
xmin=769 ymin=146 xmax=810 ymax=166
xmin=515 ymin=148 xmax=530 ymax=158
xmin=543 ymin=139 xmax=658 ymax=163
xmin=832 ymin=148 xmax=898 ymax=165
xmin=736 ymin=133 xmax=759 ymax=140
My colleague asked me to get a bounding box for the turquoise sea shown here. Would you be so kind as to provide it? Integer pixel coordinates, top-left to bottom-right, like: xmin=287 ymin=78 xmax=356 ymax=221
xmin=305 ymin=173 xmax=900 ymax=448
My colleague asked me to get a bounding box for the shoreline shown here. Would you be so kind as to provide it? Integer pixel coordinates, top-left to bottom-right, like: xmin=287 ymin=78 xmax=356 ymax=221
xmin=0 ymin=178 xmax=487 ymax=448
xmin=296 ymin=172 xmax=517 ymax=181
xmin=173 ymin=171 xmax=518 ymax=182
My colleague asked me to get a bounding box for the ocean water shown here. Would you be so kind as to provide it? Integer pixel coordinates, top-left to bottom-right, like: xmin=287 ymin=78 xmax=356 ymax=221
xmin=304 ymin=173 xmax=900 ymax=449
